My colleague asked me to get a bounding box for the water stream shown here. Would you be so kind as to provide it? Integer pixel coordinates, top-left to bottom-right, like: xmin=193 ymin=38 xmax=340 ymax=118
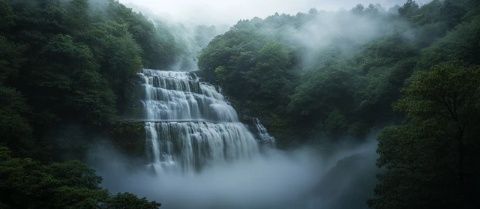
xmin=138 ymin=69 xmax=272 ymax=173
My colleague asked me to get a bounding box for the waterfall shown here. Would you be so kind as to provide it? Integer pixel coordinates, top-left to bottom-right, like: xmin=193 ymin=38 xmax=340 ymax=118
xmin=138 ymin=69 xmax=269 ymax=173
xmin=254 ymin=118 xmax=276 ymax=144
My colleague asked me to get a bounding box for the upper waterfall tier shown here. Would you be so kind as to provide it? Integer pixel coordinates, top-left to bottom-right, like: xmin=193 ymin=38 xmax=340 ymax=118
xmin=139 ymin=69 xmax=239 ymax=122
xmin=139 ymin=69 xmax=272 ymax=173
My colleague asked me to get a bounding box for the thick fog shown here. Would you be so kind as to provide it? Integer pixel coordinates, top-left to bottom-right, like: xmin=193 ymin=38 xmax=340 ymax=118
xmin=89 ymin=139 xmax=377 ymax=209
xmin=256 ymin=9 xmax=412 ymax=69
xmin=119 ymin=0 xmax=432 ymax=25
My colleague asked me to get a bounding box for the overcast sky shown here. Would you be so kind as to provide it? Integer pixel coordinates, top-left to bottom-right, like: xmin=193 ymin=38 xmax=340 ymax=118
xmin=119 ymin=0 xmax=432 ymax=25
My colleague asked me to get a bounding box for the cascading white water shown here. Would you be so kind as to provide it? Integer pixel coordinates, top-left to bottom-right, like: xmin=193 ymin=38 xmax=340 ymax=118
xmin=254 ymin=118 xmax=276 ymax=144
xmin=138 ymin=69 xmax=266 ymax=173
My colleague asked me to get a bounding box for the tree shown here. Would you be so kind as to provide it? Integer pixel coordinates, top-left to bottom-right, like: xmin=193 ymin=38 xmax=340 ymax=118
xmin=0 ymin=146 xmax=161 ymax=209
xmin=81 ymin=21 xmax=142 ymax=113
xmin=370 ymin=63 xmax=480 ymax=209
xmin=65 ymin=0 xmax=90 ymax=33
xmin=0 ymin=87 xmax=32 ymax=155
xmin=398 ymin=0 xmax=419 ymax=19
xmin=0 ymin=0 xmax=177 ymax=207
xmin=0 ymin=36 xmax=22 ymax=85
xmin=29 ymin=34 xmax=116 ymax=126
xmin=107 ymin=193 xmax=161 ymax=209
xmin=0 ymin=0 xmax=14 ymax=30
xmin=287 ymin=63 xmax=362 ymax=138
xmin=420 ymin=15 xmax=480 ymax=68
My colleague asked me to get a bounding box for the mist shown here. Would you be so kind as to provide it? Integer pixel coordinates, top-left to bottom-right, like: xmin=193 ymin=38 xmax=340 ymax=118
xmin=252 ymin=8 xmax=413 ymax=69
xmin=2 ymin=1 xmax=476 ymax=209
xmin=89 ymin=1 xmax=400 ymax=209
xmin=88 ymin=138 xmax=378 ymax=209
xmin=119 ymin=0 xmax=432 ymax=25
xmin=167 ymin=24 xmax=227 ymax=71
xmin=114 ymin=0 xmax=419 ymax=72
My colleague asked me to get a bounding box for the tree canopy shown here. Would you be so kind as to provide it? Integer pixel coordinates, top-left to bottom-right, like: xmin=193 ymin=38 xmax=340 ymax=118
xmin=369 ymin=63 xmax=480 ymax=209
xmin=0 ymin=0 xmax=184 ymax=207
xmin=0 ymin=146 xmax=161 ymax=209
xmin=199 ymin=0 xmax=480 ymax=145
xmin=199 ymin=1 xmax=480 ymax=207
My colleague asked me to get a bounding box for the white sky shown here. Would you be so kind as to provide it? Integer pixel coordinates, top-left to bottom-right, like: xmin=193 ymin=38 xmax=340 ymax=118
xmin=119 ymin=0 xmax=432 ymax=25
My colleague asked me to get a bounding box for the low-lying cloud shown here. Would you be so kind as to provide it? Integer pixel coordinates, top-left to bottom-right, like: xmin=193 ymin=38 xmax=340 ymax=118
xmin=119 ymin=0 xmax=432 ymax=25
xmin=88 ymin=140 xmax=378 ymax=209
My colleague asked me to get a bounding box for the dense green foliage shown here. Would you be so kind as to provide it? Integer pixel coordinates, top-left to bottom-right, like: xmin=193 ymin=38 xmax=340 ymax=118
xmin=0 ymin=0 xmax=179 ymax=158
xmin=199 ymin=0 xmax=480 ymax=208
xmin=199 ymin=5 xmax=416 ymax=142
xmin=0 ymin=146 xmax=161 ymax=209
xmin=371 ymin=1 xmax=480 ymax=208
xmin=1 ymin=0 xmax=480 ymax=208
xmin=199 ymin=0 xmax=480 ymax=144
xmin=0 ymin=0 xmax=183 ymax=207
xmin=109 ymin=122 xmax=146 ymax=159
xmin=199 ymin=29 xmax=297 ymax=124
xmin=369 ymin=63 xmax=480 ymax=209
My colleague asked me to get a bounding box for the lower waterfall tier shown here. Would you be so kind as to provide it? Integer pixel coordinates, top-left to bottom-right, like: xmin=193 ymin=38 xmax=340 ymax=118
xmin=145 ymin=121 xmax=260 ymax=173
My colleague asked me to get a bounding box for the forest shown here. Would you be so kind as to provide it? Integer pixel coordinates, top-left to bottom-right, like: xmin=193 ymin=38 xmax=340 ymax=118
xmin=199 ymin=0 xmax=480 ymax=208
xmin=0 ymin=0 xmax=176 ymax=208
xmin=1 ymin=0 xmax=480 ymax=208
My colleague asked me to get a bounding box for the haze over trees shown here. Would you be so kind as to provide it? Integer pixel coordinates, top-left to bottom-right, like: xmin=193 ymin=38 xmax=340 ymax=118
xmin=1 ymin=0 xmax=480 ymax=208
xmin=199 ymin=0 xmax=479 ymax=141
xmin=199 ymin=0 xmax=480 ymax=208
